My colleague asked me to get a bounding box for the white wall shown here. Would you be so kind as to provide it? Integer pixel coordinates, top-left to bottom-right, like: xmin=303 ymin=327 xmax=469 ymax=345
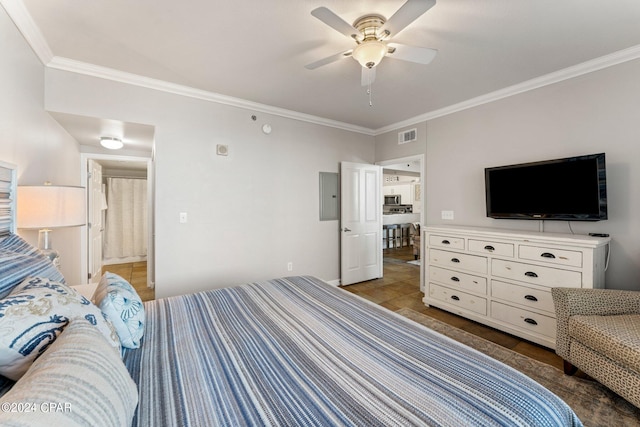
xmin=0 ymin=8 xmax=83 ymax=284
xmin=44 ymin=69 xmax=375 ymax=298
xmin=425 ymin=59 xmax=640 ymax=290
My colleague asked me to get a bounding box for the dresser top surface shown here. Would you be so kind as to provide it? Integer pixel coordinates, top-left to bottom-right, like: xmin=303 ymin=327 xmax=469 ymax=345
xmin=425 ymin=224 xmax=610 ymax=247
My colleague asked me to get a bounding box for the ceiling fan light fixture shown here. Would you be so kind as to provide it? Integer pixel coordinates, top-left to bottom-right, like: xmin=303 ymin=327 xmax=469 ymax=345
xmin=100 ymin=136 xmax=124 ymax=150
xmin=352 ymin=40 xmax=387 ymax=69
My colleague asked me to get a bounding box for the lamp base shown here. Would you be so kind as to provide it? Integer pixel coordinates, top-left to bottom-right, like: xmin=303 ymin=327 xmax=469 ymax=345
xmin=38 ymin=229 xmax=60 ymax=268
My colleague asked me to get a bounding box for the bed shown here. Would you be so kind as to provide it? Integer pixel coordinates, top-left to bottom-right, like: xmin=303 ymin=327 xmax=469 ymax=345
xmin=123 ymin=275 xmax=581 ymax=427
xmin=0 ymin=162 xmax=582 ymax=426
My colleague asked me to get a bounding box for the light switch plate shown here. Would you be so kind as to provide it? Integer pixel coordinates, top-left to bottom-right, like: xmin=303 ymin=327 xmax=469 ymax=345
xmin=179 ymin=212 xmax=188 ymax=223
xmin=441 ymin=210 xmax=454 ymax=220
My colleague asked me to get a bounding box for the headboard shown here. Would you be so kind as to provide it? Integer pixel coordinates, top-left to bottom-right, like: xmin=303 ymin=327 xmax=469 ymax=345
xmin=0 ymin=161 xmax=17 ymax=238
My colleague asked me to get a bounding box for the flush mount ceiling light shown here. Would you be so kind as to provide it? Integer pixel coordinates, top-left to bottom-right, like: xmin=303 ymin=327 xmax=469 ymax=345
xmin=100 ymin=136 xmax=123 ymax=150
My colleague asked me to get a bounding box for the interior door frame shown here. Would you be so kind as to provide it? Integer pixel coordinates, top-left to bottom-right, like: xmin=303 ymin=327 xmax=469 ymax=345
xmin=376 ymin=154 xmax=425 ymax=292
xmin=79 ymin=153 xmax=154 ymax=286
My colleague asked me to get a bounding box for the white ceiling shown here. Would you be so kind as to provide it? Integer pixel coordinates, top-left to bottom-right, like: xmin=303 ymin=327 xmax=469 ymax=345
xmin=13 ymin=0 xmax=640 ymax=132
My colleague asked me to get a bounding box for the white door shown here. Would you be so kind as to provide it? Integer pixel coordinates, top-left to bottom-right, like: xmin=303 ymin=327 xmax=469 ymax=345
xmin=340 ymin=162 xmax=382 ymax=285
xmin=87 ymin=159 xmax=104 ymax=282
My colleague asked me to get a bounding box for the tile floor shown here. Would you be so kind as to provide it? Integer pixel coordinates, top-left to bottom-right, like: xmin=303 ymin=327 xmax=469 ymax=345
xmin=106 ymin=248 xmax=562 ymax=369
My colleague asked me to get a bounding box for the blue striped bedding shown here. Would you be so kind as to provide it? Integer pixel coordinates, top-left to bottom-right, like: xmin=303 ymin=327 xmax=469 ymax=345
xmin=123 ymin=276 xmax=582 ymax=426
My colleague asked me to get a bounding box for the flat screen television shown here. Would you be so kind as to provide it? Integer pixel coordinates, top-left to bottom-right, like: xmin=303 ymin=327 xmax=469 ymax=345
xmin=485 ymin=153 xmax=607 ymax=221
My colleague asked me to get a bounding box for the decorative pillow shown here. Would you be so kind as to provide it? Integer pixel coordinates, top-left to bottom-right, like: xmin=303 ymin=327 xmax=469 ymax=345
xmin=0 ymin=234 xmax=65 ymax=299
xmin=0 ymin=319 xmax=138 ymax=427
xmin=95 ymin=272 xmax=145 ymax=349
xmin=0 ymin=277 xmax=120 ymax=381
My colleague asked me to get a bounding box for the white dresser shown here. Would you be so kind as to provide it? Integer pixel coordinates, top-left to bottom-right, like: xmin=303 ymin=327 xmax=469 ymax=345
xmin=423 ymin=225 xmax=610 ymax=349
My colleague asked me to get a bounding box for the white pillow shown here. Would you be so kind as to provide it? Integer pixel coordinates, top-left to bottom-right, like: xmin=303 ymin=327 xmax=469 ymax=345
xmin=0 ymin=277 xmax=120 ymax=380
xmin=0 ymin=319 xmax=138 ymax=427
xmin=95 ymin=272 xmax=145 ymax=349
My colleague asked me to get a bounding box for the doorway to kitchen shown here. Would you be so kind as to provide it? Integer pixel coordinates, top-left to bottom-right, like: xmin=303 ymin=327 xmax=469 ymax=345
xmin=376 ymin=155 xmax=424 ymax=290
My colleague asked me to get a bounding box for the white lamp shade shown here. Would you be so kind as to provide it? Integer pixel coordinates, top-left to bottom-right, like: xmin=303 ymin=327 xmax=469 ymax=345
xmin=17 ymin=186 xmax=86 ymax=229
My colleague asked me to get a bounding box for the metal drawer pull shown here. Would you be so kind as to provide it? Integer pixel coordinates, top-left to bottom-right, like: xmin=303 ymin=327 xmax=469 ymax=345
xmin=524 ymin=271 xmax=538 ymax=278
xmin=451 ymin=258 xmax=460 ymax=263
xmin=451 ymin=295 xmax=460 ymax=301
xmin=484 ymin=245 xmax=495 ymax=252
xmin=450 ymin=277 xmax=460 ymax=282
xmin=524 ymin=318 xmax=538 ymax=326
xmin=524 ymin=295 xmax=538 ymax=302
xmin=441 ymin=240 xmax=450 ymax=245
xmin=540 ymin=252 xmax=556 ymax=259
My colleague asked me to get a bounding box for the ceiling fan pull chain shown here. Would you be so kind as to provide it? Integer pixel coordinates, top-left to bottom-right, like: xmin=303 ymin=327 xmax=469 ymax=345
xmin=368 ymin=71 xmax=373 ymax=107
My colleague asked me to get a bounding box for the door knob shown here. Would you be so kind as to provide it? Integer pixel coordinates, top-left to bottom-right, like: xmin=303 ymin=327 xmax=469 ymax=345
xmin=343 ymin=227 xmax=351 ymax=232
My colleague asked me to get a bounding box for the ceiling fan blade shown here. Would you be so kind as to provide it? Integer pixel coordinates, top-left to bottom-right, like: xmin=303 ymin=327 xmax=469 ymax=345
xmin=379 ymin=0 xmax=436 ymax=38
xmin=361 ymin=67 xmax=376 ymax=86
xmin=311 ymin=7 xmax=362 ymax=41
xmin=305 ymin=49 xmax=353 ymax=70
xmin=387 ymin=43 xmax=437 ymax=65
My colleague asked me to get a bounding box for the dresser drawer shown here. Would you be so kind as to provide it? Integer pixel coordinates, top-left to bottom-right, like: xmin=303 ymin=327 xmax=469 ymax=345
xmin=429 ymin=266 xmax=487 ymax=294
xmin=429 ymin=234 xmax=465 ymax=250
xmin=491 ymin=259 xmax=582 ymax=288
xmin=491 ymin=280 xmax=554 ymax=314
xmin=429 ymin=283 xmax=487 ymax=315
xmin=491 ymin=301 xmax=556 ymax=340
xmin=519 ymin=245 xmax=583 ymax=268
xmin=468 ymin=239 xmax=514 ymax=257
xmin=429 ymin=249 xmax=488 ymax=274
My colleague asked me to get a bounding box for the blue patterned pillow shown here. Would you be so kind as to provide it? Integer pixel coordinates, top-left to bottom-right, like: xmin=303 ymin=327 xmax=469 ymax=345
xmin=0 ymin=234 xmax=65 ymax=299
xmin=95 ymin=272 xmax=145 ymax=349
xmin=0 ymin=277 xmax=120 ymax=380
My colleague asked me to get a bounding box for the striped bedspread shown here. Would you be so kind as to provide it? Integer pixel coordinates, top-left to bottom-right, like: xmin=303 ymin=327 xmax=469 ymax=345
xmin=123 ymin=276 xmax=582 ymax=427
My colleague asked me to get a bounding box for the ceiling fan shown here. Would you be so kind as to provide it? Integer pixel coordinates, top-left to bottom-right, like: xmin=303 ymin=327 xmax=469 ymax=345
xmin=305 ymin=0 xmax=438 ymax=87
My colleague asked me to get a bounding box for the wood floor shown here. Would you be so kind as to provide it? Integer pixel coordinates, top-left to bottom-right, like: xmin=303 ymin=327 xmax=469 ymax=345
xmin=342 ymin=246 xmax=564 ymax=370
xmin=105 ymin=247 xmax=562 ymax=369
xmin=102 ymin=261 xmax=155 ymax=302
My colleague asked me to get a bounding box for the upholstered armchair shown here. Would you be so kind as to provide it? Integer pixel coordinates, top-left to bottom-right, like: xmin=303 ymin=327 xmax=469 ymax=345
xmin=551 ymin=287 xmax=640 ymax=408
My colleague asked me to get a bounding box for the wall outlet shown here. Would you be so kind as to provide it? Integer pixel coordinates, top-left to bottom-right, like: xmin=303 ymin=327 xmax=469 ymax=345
xmin=441 ymin=210 xmax=454 ymax=220
xmin=179 ymin=212 xmax=188 ymax=223
xmin=287 ymin=262 xmax=293 ymax=272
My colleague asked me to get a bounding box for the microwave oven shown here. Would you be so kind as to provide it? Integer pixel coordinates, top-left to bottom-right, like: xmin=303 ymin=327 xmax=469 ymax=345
xmin=384 ymin=195 xmax=401 ymax=205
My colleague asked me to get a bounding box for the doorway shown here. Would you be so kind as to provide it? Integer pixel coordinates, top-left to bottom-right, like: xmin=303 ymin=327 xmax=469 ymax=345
xmin=80 ymin=154 xmax=154 ymax=288
xmin=376 ymin=154 xmax=424 ymax=291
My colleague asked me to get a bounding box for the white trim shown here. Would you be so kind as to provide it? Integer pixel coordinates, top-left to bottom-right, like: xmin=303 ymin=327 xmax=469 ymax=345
xmin=324 ymin=279 xmax=341 ymax=287
xmin=0 ymin=0 xmax=53 ymax=64
xmin=374 ymin=44 xmax=640 ymax=135
xmin=48 ymin=56 xmax=375 ymax=136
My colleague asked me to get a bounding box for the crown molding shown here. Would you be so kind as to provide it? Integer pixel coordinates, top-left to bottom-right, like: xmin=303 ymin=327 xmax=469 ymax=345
xmin=47 ymin=57 xmax=376 ymax=136
xmin=374 ymin=44 xmax=640 ymax=135
xmin=1 ymin=0 xmax=53 ymax=64
xmin=5 ymin=0 xmax=639 ymax=138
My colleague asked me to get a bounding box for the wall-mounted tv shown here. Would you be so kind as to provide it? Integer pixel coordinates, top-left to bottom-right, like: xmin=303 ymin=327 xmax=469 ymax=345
xmin=485 ymin=153 xmax=607 ymax=221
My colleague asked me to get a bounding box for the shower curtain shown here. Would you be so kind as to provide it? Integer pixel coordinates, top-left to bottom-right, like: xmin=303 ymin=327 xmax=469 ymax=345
xmin=104 ymin=177 xmax=148 ymax=260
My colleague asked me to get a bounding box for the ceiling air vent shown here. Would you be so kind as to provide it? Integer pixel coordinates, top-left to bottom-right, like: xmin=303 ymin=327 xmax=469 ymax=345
xmin=398 ymin=128 xmax=417 ymax=144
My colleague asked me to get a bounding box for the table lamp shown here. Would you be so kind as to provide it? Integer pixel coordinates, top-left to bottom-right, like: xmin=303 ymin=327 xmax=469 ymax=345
xmin=17 ymin=184 xmax=86 ymax=266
